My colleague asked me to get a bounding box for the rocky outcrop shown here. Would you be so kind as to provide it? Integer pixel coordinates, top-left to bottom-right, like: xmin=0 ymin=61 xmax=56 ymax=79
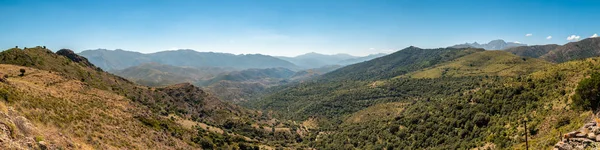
xmin=555 ymin=121 xmax=600 ymax=149
xmin=56 ymin=49 xmax=102 ymax=71
xmin=0 ymin=107 xmax=65 ymax=149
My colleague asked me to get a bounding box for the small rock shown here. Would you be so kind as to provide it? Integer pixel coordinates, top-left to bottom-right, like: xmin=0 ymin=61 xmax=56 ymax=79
xmin=576 ymin=132 xmax=587 ymax=137
xmin=584 ymin=122 xmax=596 ymax=128
xmin=38 ymin=141 xmax=47 ymax=150
xmin=568 ymin=131 xmax=580 ymax=136
xmin=587 ymin=133 xmax=596 ymax=139
xmin=596 ymin=135 xmax=600 ymax=142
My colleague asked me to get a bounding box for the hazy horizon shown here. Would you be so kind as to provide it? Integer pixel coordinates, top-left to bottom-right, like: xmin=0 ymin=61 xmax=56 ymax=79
xmin=1 ymin=0 xmax=598 ymax=57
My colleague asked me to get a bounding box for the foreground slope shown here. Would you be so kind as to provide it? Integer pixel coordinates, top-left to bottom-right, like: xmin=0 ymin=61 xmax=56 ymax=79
xmin=0 ymin=47 xmax=305 ymax=149
xmin=317 ymin=57 xmax=600 ymax=149
xmin=0 ymin=64 xmax=195 ymax=149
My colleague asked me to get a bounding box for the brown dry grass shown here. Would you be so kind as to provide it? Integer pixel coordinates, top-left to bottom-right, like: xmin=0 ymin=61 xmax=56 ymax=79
xmin=0 ymin=64 xmax=195 ymax=149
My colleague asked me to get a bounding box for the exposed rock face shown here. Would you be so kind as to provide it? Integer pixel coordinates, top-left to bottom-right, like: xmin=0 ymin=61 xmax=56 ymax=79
xmin=56 ymin=49 xmax=102 ymax=71
xmin=555 ymin=120 xmax=600 ymax=149
xmin=0 ymin=108 xmax=65 ymax=149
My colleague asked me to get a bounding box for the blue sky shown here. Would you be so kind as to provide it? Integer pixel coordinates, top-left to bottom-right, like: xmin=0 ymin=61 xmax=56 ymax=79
xmin=0 ymin=0 xmax=598 ymax=56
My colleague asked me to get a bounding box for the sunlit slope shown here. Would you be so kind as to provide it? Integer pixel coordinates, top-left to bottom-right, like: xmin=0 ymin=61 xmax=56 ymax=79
xmin=0 ymin=64 xmax=196 ymax=149
xmin=401 ymin=51 xmax=552 ymax=78
xmin=0 ymin=47 xmax=306 ymax=149
xmin=316 ymin=57 xmax=600 ymax=149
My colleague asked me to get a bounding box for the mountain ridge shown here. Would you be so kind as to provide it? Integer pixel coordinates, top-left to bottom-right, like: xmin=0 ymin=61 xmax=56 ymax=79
xmin=450 ymin=39 xmax=527 ymax=50
xmin=79 ymin=49 xmax=299 ymax=71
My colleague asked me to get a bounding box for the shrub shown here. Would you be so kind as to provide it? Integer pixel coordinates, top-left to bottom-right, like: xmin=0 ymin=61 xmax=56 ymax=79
xmin=35 ymin=136 xmax=44 ymax=142
xmin=555 ymin=117 xmax=570 ymax=129
xmin=572 ymin=72 xmax=600 ymax=112
xmin=19 ymin=69 xmax=25 ymax=76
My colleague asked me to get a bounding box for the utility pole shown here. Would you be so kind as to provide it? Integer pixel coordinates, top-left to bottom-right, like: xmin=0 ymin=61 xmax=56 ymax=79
xmin=524 ymin=98 xmax=529 ymax=150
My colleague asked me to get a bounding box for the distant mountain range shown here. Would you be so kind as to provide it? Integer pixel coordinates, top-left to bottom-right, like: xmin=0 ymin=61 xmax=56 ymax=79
xmin=506 ymin=37 xmax=600 ymax=63
xmin=277 ymin=52 xmax=387 ymax=69
xmin=79 ymin=49 xmax=386 ymax=71
xmin=449 ymin=39 xmax=527 ymax=50
xmin=78 ymin=49 xmax=299 ymax=71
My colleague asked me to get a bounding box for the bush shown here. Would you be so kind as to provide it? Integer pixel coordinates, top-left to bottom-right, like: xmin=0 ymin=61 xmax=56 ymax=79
xmin=555 ymin=117 xmax=570 ymax=129
xmin=19 ymin=69 xmax=25 ymax=76
xmin=473 ymin=113 xmax=490 ymax=127
xmin=572 ymin=72 xmax=600 ymax=111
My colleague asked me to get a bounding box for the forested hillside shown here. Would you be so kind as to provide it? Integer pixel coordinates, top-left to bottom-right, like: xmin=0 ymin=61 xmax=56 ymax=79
xmin=506 ymin=37 xmax=600 ymax=63
xmin=247 ymin=40 xmax=600 ymax=149
xmin=321 ymin=47 xmax=483 ymax=81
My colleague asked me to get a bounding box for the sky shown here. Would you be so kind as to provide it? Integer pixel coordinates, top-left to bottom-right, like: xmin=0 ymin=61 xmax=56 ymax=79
xmin=0 ymin=0 xmax=598 ymax=57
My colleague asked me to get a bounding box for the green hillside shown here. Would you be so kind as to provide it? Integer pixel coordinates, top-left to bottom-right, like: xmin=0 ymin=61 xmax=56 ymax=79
xmin=401 ymin=51 xmax=552 ymax=78
xmin=505 ymin=44 xmax=559 ymax=58
xmin=247 ymin=40 xmax=600 ymax=149
xmin=316 ymin=57 xmax=600 ymax=149
xmin=247 ymin=47 xmax=485 ymax=120
xmin=540 ymin=37 xmax=600 ymax=63
xmin=321 ymin=47 xmax=484 ymax=81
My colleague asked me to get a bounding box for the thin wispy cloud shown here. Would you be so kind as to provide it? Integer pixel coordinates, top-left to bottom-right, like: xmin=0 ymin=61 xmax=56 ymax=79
xmin=567 ymin=35 xmax=581 ymax=41
xmin=525 ymin=33 xmax=533 ymax=37
xmin=592 ymin=33 xmax=599 ymax=38
xmin=546 ymin=36 xmax=552 ymax=39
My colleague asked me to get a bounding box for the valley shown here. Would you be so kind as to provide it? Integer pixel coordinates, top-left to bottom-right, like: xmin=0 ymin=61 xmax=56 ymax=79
xmin=2 ymin=1 xmax=600 ymax=149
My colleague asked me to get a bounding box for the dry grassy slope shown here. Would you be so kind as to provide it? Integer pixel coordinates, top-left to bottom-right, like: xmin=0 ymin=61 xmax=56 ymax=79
xmin=0 ymin=64 xmax=195 ymax=149
xmin=513 ymin=57 xmax=600 ymax=149
xmin=0 ymin=47 xmax=283 ymax=149
xmin=401 ymin=51 xmax=552 ymax=78
xmin=0 ymin=47 xmax=310 ymax=149
xmin=0 ymin=47 xmax=255 ymax=124
xmin=343 ymin=102 xmax=407 ymax=124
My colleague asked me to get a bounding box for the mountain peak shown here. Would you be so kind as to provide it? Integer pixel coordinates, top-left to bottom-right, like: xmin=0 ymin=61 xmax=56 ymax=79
xmin=449 ymin=39 xmax=526 ymax=50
